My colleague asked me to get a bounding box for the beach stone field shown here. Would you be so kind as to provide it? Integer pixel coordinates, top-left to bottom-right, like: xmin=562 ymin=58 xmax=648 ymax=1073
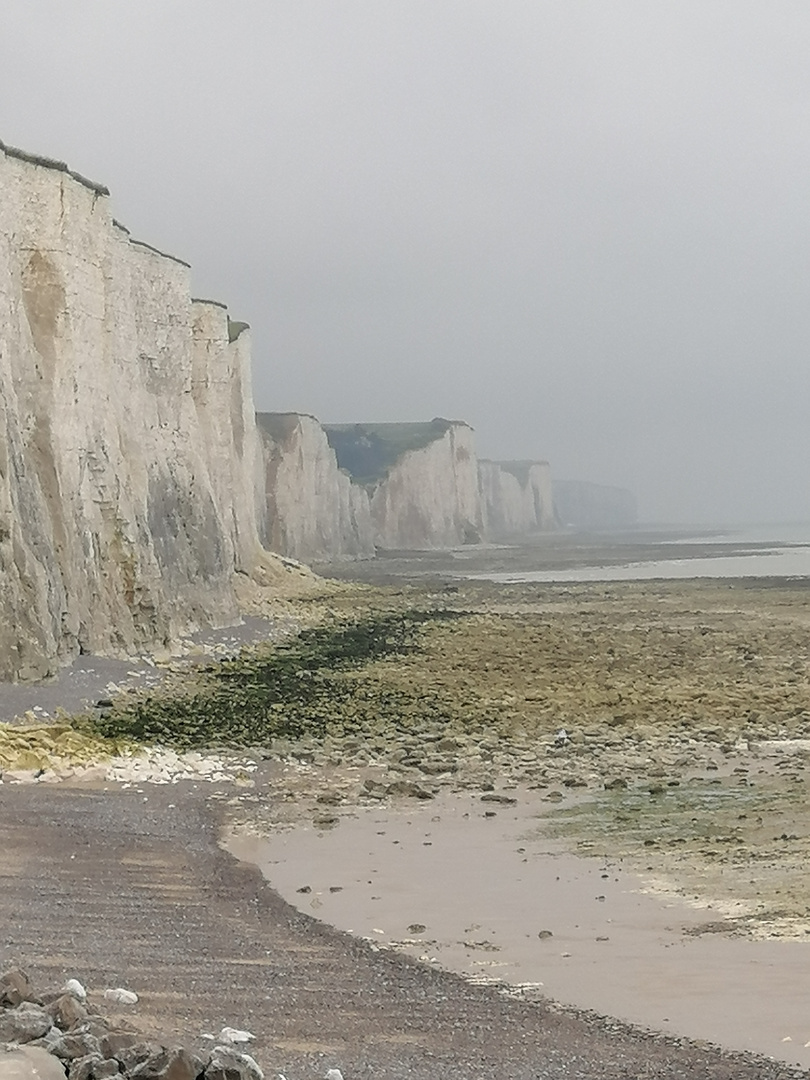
xmin=4 ymin=576 xmax=810 ymax=1076
xmin=0 ymin=971 xmax=263 ymax=1080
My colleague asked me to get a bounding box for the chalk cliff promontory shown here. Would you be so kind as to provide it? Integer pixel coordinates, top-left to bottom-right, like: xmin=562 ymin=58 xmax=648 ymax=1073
xmin=325 ymin=420 xmax=485 ymax=549
xmin=478 ymin=459 xmax=557 ymax=538
xmin=256 ymin=412 xmax=374 ymax=563
xmin=255 ymin=417 xmax=561 ymax=557
xmin=0 ymin=141 xmax=266 ymax=680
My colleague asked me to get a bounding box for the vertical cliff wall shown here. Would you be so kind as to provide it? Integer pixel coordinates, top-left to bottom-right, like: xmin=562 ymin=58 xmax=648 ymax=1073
xmin=325 ymin=420 xmax=485 ymax=549
xmin=479 ymin=459 xmax=557 ymax=538
xmin=0 ymin=141 xmax=265 ymax=680
xmin=256 ymin=412 xmax=374 ymax=562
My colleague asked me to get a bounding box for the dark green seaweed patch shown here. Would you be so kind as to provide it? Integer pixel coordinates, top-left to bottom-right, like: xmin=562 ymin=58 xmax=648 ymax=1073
xmin=81 ymin=609 xmax=462 ymax=750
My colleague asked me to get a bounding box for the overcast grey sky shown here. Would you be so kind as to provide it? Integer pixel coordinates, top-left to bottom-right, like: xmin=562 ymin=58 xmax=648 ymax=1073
xmin=3 ymin=1 xmax=810 ymax=523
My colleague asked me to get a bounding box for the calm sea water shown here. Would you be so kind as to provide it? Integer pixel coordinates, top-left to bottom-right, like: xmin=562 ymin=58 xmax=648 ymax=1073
xmin=473 ymin=524 xmax=810 ymax=584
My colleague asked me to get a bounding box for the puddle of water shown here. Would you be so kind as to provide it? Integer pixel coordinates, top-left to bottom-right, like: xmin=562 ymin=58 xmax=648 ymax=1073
xmin=227 ymin=790 xmax=810 ymax=1069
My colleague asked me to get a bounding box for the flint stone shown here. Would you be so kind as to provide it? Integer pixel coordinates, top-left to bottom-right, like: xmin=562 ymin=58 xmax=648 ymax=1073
xmin=205 ymin=1047 xmax=263 ymax=1080
xmin=0 ymin=972 xmax=34 ymax=1009
xmin=0 ymin=1005 xmax=52 ymax=1043
xmin=0 ymin=1045 xmax=67 ymax=1080
xmin=46 ymin=999 xmax=87 ymax=1033
xmin=68 ymin=1056 xmax=102 ymax=1080
xmin=49 ymin=1035 xmax=101 ymax=1061
xmin=27 ymin=1030 xmax=63 ymax=1055
xmin=385 ymin=780 xmax=433 ymax=800
xmin=114 ymin=1044 xmax=161 ymax=1074
xmin=98 ymin=1034 xmax=140 ymax=1062
xmin=130 ymin=1047 xmax=203 ymax=1080
xmin=90 ymin=1063 xmax=119 ymax=1080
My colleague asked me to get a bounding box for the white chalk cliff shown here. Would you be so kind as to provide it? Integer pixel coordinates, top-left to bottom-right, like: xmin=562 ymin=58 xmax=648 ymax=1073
xmin=256 ymin=412 xmax=374 ymax=563
xmin=0 ymin=141 xmax=266 ymax=680
xmin=478 ymin=459 xmax=557 ymax=538
xmin=325 ymin=420 xmax=486 ymax=549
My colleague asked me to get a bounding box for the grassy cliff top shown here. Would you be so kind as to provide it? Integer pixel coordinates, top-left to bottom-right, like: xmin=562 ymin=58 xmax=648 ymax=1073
xmin=256 ymin=411 xmax=321 ymax=444
xmin=324 ymin=419 xmax=462 ymax=486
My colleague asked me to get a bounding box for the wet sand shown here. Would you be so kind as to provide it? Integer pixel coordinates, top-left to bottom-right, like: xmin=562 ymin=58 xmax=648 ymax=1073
xmin=228 ymin=789 xmax=810 ymax=1070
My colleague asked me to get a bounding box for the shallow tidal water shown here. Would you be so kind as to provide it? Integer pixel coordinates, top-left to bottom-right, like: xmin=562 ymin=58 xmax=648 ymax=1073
xmin=470 ymin=545 xmax=810 ymax=583
xmin=228 ymin=790 xmax=810 ymax=1070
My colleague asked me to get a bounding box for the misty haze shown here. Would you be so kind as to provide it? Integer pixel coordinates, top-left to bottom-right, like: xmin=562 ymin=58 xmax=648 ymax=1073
xmin=3 ymin=1 xmax=809 ymax=523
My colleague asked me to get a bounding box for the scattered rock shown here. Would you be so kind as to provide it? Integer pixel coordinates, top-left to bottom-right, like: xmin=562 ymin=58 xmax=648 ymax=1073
xmin=48 ymin=1033 xmax=102 ymax=1061
xmin=480 ymin=794 xmax=517 ymax=805
xmin=68 ymin=1053 xmax=105 ymax=1080
xmin=63 ymin=981 xmax=87 ymax=1003
xmin=130 ymin=1047 xmax=204 ymax=1080
xmin=47 ymin=995 xmax=87 ymax=1031
xmin=603 ymin=777 xmax=627 ymax=791
xmin=0 ymin=1003 xmax=52 ymax=1043
xmin=97 ymin=1034 xmax=140 ymax=1063
xmin=205 ymin=1046 xmax=263 ymax=1080
xmin=116 ymin=1044 xmax=162 ymax=1074
xmin=102 ymin=989 xmax=138 ymax=1006
xmin=385 ymin=781 xmax=434 ymax=800
xmin=217 ymin=1030 xmax=254 ymax=1046
xmin=0 ymin=971 xmax=33 ymax=1009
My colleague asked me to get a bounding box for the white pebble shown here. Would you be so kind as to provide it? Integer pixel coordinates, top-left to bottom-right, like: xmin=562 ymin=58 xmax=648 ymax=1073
xmin=103 ymin=987 xmax=139 ymax=1005
xmin=63 ymin=979 xmax=87 ymax=1001
xmin=218 ymin=1027 xmax=255 ymax=1044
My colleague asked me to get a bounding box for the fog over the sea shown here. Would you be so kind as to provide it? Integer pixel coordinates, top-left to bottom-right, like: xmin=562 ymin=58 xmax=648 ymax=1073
xmin=2 ymin=1 xmax=809 ymax=524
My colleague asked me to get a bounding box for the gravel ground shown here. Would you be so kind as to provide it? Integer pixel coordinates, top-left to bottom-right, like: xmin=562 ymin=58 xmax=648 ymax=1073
xmin=1 ymin=781 xmax=806 ymax=1080
xmin=0 ymin=617 xmax=297 ymax=725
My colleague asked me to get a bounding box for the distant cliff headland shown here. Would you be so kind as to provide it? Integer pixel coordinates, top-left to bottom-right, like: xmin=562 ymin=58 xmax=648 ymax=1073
xmin=0 ymin=141 xmax=634 ymax=680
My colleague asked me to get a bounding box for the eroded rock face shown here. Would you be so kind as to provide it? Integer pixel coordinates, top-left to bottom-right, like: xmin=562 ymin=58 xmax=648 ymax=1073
xmin=368 ymin=422 xmax=484 ymax=549
xmin=0 ymin=142 xmax=264 ymax=681
xmin=478 ymin=460 xmax=557 ymax=538
xmin=256 ymin=413 xmax=374 ymax=563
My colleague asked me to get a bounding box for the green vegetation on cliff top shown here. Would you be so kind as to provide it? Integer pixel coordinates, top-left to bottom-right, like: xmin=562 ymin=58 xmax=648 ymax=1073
xmin=324 ymin=418 xmax=457 ymax=487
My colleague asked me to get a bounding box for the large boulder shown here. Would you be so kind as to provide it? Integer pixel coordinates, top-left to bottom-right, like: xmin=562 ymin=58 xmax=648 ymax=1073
xmin=0 ymin=1046 xmax=66 ymax=1080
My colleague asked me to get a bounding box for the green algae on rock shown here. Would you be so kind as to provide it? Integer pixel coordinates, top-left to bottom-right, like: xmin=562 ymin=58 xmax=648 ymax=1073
xmin=78 ymin=609 xmax=465 ymax=750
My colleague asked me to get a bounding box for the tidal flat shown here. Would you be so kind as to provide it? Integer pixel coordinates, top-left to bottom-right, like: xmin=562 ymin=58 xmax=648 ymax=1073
xmin=210 ymin=574 xmax=810 ymax=938
xmin=5 ymin=568 xmax=810 ymax=1068
xmin=7 ymin=570 xmax=810 ymax=938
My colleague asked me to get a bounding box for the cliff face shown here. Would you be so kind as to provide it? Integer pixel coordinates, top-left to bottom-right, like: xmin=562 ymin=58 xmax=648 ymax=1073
xmin=325 ymin=420 xmax=484 ymax=549
xmin=554 ymin=480 xmax=638 ymax=530
xmin=0 ymin=142 xmax=264 ymax=680
xmin=256 ymin=413 xmax=374 ymax=562
xmin=479 ymin=459 xmax=557 ymax=538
